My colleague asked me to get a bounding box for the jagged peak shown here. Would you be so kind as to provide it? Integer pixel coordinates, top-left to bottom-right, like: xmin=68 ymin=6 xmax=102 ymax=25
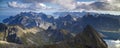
xmin=83 ymin=25 xmax=96 ymax=32
xmin=75 ymin=24 xmax=108 ymax=48
xmin=81 ymin=24 xmax=100 ymax=37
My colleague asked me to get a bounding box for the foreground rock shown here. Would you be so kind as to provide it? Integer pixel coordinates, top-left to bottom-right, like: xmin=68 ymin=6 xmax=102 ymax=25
xmin=44 ymin=25 xmax=108 ymax=48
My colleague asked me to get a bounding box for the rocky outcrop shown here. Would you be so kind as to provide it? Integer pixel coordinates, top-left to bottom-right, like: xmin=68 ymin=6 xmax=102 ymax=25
xmin=6 ymin=27 xmax=22 ymax=44
xmin=0 ymin=23 xmax=22 ymax=44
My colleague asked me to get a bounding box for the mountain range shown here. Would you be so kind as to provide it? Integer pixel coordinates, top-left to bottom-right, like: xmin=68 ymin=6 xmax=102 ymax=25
xmin=0 ymin=11 xmax=120 ymax=48
xmin=3 ymin=12 xmax=120 ymax=32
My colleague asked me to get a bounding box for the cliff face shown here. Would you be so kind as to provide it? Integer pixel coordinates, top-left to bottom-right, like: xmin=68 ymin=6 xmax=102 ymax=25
xmin=44 ymin=25 xmax=108 ymax=48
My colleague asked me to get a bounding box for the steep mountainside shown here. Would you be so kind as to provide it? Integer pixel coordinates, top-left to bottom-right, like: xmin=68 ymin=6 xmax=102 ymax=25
xmin=44 ymin=25 xmax=108 ymax=48
xmin=0 ymin=23 xmax=51 ymax=47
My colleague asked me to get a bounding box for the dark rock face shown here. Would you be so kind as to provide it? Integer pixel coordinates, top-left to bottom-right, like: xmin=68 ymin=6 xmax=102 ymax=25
xmin=0 ymin=23 xmax=8 ymax=41
xmin=0 ymin=23 xmax=8 ymax=32
xmin=44 ymin=25 xmax=108 ymax=48
xmin=0 ymin=23 xmax=22 ymax=44
xmin=7 ymin=33 xmax=22 ymax=44
xmin=6 ymin=27 xmax=22 ymax=44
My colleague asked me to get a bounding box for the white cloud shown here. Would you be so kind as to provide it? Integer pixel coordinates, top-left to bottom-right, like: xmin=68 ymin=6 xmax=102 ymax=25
xmin=20 ymin=0 xmax=53 ymax=3
xmin=75 ymin=1 xmax=95 ymax=10
xmin=107 ymin=0 xmax=120 ymax=7
xmin=8 ymin=1 xmax=53 ymax=10
xmin=8 ymin=1 xmax=28 ymax=8
xmin=75 ymin=0 xmax=120 ymax=11
xmin=98 ymin=0 xmax=120 ymax=3
xmin=52 ymin=0 xmax=76 ymax=10
xmin=105 ymin=39 xmax=120 ymax=48
xmin=97 ymin=0 xmax=120 ymax=7
xmin=29 ymin=3 xmax=53 ymax=10
xmin=21 ymin=0 xmax=77 ymax=10
xmin=7 ymin=0 xmax=120 ymax=11
xmin=53 ymin=0 xmax=120 ymax=11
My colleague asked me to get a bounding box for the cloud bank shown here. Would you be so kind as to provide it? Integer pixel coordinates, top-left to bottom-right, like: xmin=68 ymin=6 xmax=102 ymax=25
xmin=7 ymin=0 xmax=120 ymax=11
xmin=8 ymin=1 xmax=53 ymax=10
xmin=105 ymin=39 xmax=120 ymax=48
xmin=75 ymin=0 xmax=120 ymax=11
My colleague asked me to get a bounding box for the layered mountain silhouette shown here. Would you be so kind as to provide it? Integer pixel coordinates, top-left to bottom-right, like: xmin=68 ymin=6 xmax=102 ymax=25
xmin=3 ymin=12 xmax=120 ymax=32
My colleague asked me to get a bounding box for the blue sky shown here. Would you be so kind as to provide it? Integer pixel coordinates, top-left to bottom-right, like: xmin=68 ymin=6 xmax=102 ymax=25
xmin=0 ymin=0 xmax=120 ymax=17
